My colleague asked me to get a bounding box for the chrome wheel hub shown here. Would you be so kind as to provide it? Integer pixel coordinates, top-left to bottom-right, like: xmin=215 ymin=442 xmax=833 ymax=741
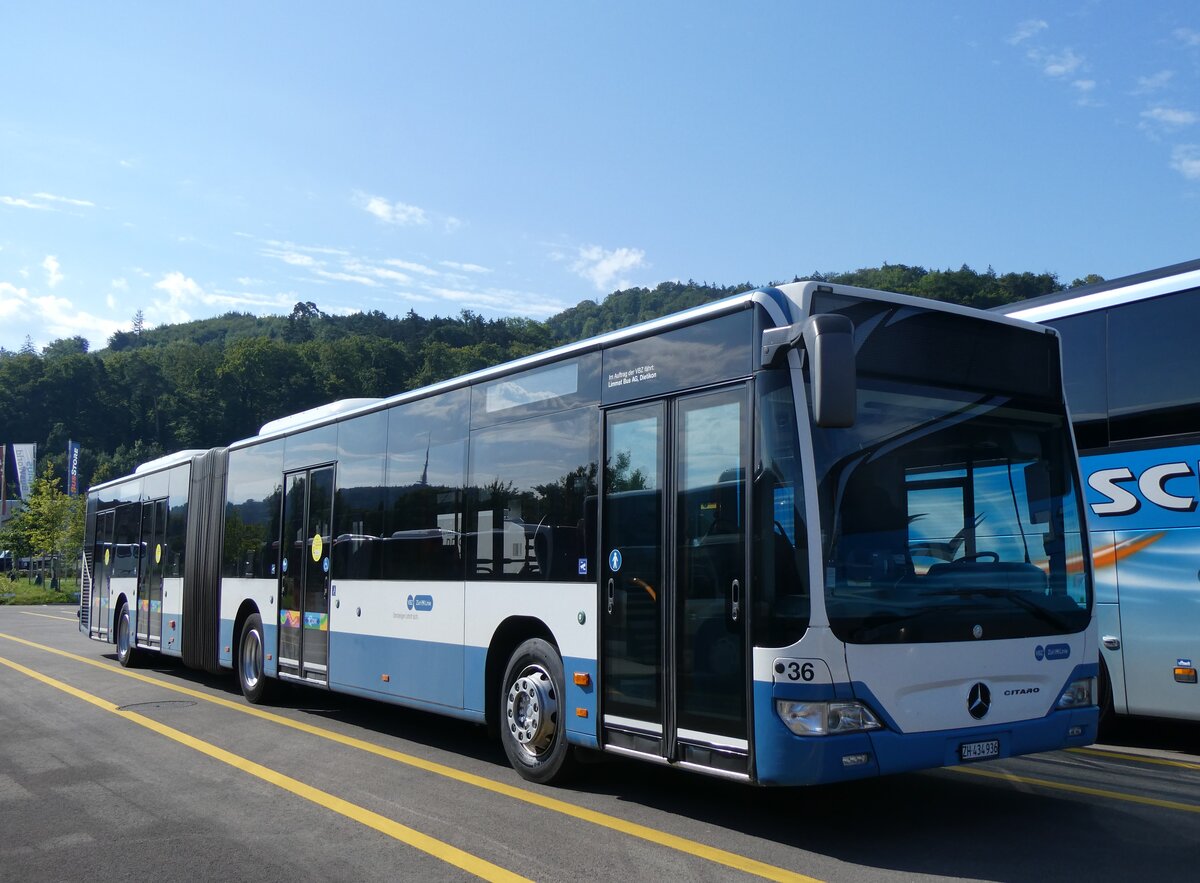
xmin=117 ymin=612 xmax=130 ymax=656
xmin=241 ymin=628 xmax=262 ymax=689
xmin=506 ymin=664 xmax=558 ymax=758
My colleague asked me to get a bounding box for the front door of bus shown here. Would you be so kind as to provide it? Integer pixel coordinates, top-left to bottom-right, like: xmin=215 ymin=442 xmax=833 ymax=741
xmin=277 ymin=465 xmax=334 ymax=685
xmin=135 ymin=499 xmax=167 ymax=649
xmin=601 ymin=385 xmax=749 ymax=772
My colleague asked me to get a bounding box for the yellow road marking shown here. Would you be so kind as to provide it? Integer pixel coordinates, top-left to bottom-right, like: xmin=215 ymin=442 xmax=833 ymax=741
xmin=1067 ymin=746 xmax=1200 ymax=772
xmin=948 ymin=764 xmax=1200 ymax=813
xmin=0 ymin=632 xmax=818 ymax=883
xmin=0 ymin=653 xmax=528 ymax=883
xmin=18 ymin=610 xmax=78 ymax=622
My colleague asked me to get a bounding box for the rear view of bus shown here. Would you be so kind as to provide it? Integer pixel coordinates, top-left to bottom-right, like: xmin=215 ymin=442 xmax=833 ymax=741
xmin=756 ymin=284 xmax=1097 ymax=784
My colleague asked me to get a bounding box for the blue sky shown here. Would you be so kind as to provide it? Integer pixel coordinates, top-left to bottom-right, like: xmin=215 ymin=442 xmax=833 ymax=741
xmin=3 ymin=2 xmax=1199 ymax=351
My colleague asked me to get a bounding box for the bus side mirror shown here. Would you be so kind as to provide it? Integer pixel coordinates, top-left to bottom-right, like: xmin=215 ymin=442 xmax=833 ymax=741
xmin=803 ymin=314 xmax=856 ymax=428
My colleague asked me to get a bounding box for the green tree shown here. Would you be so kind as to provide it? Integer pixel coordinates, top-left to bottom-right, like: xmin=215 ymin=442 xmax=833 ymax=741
xmin=0 ymin=466 xmax=85 ymax=584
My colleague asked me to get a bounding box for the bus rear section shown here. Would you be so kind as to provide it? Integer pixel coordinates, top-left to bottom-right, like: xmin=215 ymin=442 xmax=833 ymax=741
xmin=753 ymin=285 xmax=1098 ymax=785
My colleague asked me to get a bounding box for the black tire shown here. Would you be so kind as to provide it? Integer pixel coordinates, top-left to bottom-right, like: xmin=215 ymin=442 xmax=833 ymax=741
xmin=499 ymin=638 xmax=575 ymax=784
xmin=238 ymin=613 xmax=272 ymax=704
xmin=115 ymin=601 xmax=140 ymax=668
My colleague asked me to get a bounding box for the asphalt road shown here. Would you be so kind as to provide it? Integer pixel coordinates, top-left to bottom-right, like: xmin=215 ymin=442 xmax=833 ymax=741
xmin=1 ymin=605 xmax=1198 ymax=882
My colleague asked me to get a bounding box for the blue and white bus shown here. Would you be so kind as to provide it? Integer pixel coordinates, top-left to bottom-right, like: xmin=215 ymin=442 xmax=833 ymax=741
xmin=82 ymin=281 xmax=1098 ymax=785
xmin=1006 ymin=260 xmax=1200 ymax=725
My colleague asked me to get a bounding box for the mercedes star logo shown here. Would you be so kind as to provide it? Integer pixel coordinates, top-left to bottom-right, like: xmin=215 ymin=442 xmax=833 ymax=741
xmin=968 ymin=682 xmax=991 ymax=720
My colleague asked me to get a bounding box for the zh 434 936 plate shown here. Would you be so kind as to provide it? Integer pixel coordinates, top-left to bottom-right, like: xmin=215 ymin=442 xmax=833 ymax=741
xmin=960 ymin=739 xmax=1000 ymax=761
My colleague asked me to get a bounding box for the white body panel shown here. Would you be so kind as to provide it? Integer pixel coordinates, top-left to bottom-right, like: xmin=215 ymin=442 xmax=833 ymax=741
xmin=161 ymin=576 xmax=184 ymax=656
xmin=331 ymin=579 xmax=465 ymax=645
xmin=844 ymin=626 xmax=1095 ymax=732
xmin=464 ymin=580 xmax=596 ymax=660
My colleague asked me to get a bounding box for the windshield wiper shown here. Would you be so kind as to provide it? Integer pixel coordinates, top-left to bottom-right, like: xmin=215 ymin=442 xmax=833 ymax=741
xmin=924 ymin=587 xmax=1075 ymax=632
xmin=847 ymin=603 xmax=964 ymax=643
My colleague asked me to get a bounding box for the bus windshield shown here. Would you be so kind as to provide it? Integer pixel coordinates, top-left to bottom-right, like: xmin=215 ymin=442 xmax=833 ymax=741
xmin=807 ymin=304 xmax=1091 ymax=645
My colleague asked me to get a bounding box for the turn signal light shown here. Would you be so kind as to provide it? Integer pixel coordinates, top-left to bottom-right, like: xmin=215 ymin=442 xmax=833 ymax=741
xmin=573 ymin=672 xmax=591 ymax=687
xmin=1174 ymin=667 xmax=1197 ymax=684
xmin=576 ymin=708 xmax=588 ymax=718
xmin=381 ymin=674 xmax=391 ymax=683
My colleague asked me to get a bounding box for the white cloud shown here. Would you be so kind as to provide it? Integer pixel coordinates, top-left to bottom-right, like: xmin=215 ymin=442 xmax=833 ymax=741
xmin=42 ymin=255 xmax=64 ymax=288
xmin=1137 ymin=106 xmax=1195 ymax=128
xmin=1072 ymin=79 xmax=1101 ymax=107
xmin=153 ymin=271 xmax=203 ymax=324
xmin=570 ymin=245 xmax=647 ymax=292
xmin=357 ymin=192 xmax=428 ymax=226
xmin=1 ymin=281 xmax=124 ymax=346
xmin=429 ymin=286 xmax=569 ymax=317
xmin=1134 ymin=70 xmax=1174 ymax=94
xmin=106 ymin=293 xmax=118 ymax=310
xmin=444 ymin=216 xmax=463 ymax=233
xmin=111 ymin=277 xmax=128 ymax=290
xmin=385 ymin=259 xmax=440 ymax=276
xmin=343 ymin=259 xmax=411 ymax=284
xmin=1008 ymin=19 xmax=1048 ymax=46
xmin=1174 ymin=28 xmax=1200 ymax=48
xmin=261 ymin=238 xmax=349 ymax=257
xmin=270 ymin=250 xmax=318 ymax=267
xmin=0 ymin=282 xmax=29 ymax=320
xmin=1040 ymin=48 xmax=1083 ymax=77
xmin=207 ymin=288 xmax=299 ymax=310
xmin=314 ymin=269 xmax=379 ymax=287
xmin=1170 ymin=145 xmax=1200 ymax=180
xmin=1 ymin=195 xmax=50 ymax=210
xmin=32 ymin=192 xmax=94 ymax=207
xmin=441 ymin=261 xmax=491 ymax=274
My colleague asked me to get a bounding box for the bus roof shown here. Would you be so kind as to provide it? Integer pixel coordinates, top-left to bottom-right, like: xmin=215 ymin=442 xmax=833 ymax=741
xmin=1000 ymin=257 xmax=1200 ymax=323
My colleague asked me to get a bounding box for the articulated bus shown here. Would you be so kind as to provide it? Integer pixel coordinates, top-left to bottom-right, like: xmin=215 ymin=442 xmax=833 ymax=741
xmin=1005 ymin=260 xmax=1200 ymax=725
xmin=81 ymin=281 xmax=1098 ymax=786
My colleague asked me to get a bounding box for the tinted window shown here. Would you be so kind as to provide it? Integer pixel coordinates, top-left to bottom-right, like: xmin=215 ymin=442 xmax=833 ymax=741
xmin=383 ymin=390 xmax=469 ymax=581
xmin=753 ymin=370 xmax=810 ymax=647
xmin=333 ymin=411 xmax=388 ymax=580
xmin=602 ymin=310 xmax=753 ymax=405
xmin=223 ymin=440 xmax=284 ymax=579
xmin=113 ymin=502 xmax=141 ymax=578
xmin=468 ymin=407 xmax=598 ymax=581
xmin=1046 ymin=311 xmax=1109 ymax=450
xmin=1107 ymin=292 xmax=1200 ymax=441
xmin=284 ymin=423 xmax=338 ymax=471
xmin=473 ymin=354 xmax=600 ymax=427
xmin=812 ymin=293 xmax=1059 ymax=400
xmin=165 ymin=463 xmax=189 ymax=578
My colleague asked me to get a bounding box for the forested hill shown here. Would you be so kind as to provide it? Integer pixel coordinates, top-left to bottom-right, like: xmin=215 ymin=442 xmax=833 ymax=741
xmin=0 ymin=263 xmax=1098 ymax=490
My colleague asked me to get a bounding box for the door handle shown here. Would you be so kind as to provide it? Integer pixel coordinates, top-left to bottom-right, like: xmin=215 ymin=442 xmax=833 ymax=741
xmin=607 ymin=578 xmax=615 ymax=614
xmin=731 ymin=579 xmax=741 ymax=622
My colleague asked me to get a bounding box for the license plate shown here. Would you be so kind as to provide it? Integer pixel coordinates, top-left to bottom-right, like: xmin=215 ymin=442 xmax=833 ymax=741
xmin=959 ymin=739 xmax=1000 ymax=761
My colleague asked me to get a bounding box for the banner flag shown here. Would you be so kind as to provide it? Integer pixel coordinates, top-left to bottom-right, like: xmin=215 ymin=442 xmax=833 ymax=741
xmin=12 ymin=443 xmax=36 ymax=500
xmin=67 ymin=441 xmax=81 ymax=496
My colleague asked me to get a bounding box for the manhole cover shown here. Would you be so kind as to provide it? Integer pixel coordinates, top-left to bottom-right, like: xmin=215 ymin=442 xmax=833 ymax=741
xmin=116 ymin=700 xmax=197 ymax=712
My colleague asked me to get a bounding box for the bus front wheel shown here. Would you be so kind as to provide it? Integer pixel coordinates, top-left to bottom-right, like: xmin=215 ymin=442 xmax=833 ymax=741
xmin=499 ymin=638 xmax=575 ymax=784
xmin=238 ymin=613 xmax=272 ymax=704
xmin=115 ymin=601 xmax=140 ymax=668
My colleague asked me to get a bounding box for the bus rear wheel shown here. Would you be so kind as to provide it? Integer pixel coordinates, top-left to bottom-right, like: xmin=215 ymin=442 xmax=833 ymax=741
xmin=499 ymin=638 xmax=575 ymax=784
xmin=238 ymin=613 xmax=272 ymax=704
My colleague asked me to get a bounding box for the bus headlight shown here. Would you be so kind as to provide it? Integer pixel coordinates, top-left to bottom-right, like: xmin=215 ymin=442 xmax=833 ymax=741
xmin=776 ymin=700 xmax=883 ymax=736
xmin=1056 ymin=677 xmax=1095 ymax=709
